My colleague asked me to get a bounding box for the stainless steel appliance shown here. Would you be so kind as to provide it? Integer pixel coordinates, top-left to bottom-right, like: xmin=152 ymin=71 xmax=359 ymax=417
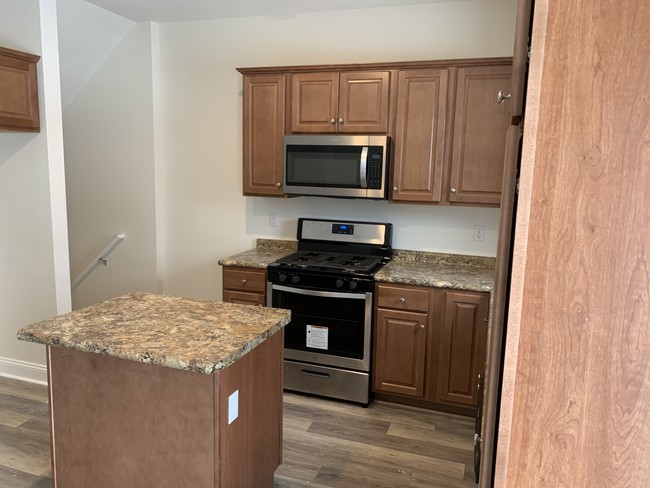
xmin=283 ymin=135 xmax=389 ymax=199
xmin=267 ymin=218 xmax=393 ymax=405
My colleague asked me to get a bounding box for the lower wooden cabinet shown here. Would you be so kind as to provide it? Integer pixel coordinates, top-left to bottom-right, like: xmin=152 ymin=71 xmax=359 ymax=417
xmin=222 ymin=266 xmax=267 ymax=306
xmin=372 ymin=283 xmax=489 ymax=414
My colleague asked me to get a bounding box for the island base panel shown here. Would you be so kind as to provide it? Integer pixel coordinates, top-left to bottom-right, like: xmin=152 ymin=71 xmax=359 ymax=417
xmin=47 ymin=330 xmax=283 ymax=488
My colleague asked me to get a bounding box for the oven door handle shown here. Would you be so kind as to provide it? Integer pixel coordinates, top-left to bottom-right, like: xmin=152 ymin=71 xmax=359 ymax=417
xmin=272 ymin=284 xmax=367 ymax=300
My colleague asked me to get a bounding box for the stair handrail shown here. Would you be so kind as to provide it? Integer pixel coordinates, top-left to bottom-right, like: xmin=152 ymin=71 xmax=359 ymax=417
xmin=71 ymin=234 xmax=125 ymax=290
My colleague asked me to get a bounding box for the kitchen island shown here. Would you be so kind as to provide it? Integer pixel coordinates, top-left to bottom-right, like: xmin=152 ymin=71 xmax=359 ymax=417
xmin=17 ymin=292 xmax=291 ymax=488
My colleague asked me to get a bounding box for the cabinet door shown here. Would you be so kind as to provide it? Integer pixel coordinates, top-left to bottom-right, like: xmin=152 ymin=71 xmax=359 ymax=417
xmin=223 ymin=267 xmax=267 ymax=293
xmin=243 ymin=75 xmax=285 ymax=196
xmin=223 ymin=290 xmax=266 ymax=306
xmin=0 ymin=47 xmax=40 ymax=132
xmin=338 ymin=71 xmax=390 ymax=133
xmin=448 ymin=65 xmax=511 ymax=205
xmin=436 ymin=290 xmax=489 ymax=406
xmin=391 ymin=69 xmax=449 ymax=203
xmin=373 ymin=308 xmax=428 ymax=398
xmin=290 ymin=73 xmax=339 ymax=133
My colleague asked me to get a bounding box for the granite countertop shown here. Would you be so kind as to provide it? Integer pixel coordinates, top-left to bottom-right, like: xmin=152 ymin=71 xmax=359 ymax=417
xmin=218 ymin=239 xmax=495 ymax=292
xmin=375 ymin=250 xmax=496 ymax=292
xmin=218 ymin=239 xmax=297 ymax=269
xmin=17 ymin=292 xmax=291 ymax=374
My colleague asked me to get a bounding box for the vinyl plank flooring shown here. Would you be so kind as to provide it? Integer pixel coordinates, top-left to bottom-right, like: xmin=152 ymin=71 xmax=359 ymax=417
xmin=0 ymin=377 xmax=475 ymax=488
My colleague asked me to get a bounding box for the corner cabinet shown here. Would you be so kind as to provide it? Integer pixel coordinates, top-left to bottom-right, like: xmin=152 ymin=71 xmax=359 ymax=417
xmin=242 ymin=74 xmax=285 ymax=196
xmin=0 ymin=47 xmax=40 ymax=132
xmin=372 ymin=283 xmax=489 ymax=415
xmin=222 ymin=266 xmax=267 ymax=306
xmin=289 ymin=71 xmax=390 ymax=134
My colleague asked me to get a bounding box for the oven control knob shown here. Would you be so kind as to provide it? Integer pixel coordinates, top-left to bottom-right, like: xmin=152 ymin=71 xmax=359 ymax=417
xmin=335 ymin=279 xmax=344 ymax=289
xmin=291 ymin=275 xmax=301 ymax=284
xmin=279 ymin=273 xmax=288 ymax=283
xmin=349 ymin=280 xmax=358 ymax=290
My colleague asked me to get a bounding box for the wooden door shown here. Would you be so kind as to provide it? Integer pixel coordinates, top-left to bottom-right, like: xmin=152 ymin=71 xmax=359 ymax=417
xmin=338 ymin=71 xmax=390 ymax=133
xmin=243 ymin=75 xmax=285 ymax=196
xmin=391 ymin=69 xmax=449 ymax=203
xmin=373 ymin=308 xmax=428 ymax=398
xmin=448 ymin=65 xmax=511 ymax=206
xmin=290 ymin=73 xmax=339 ymax=133
xmin=436 ymin=290 xmax=489 ymax=406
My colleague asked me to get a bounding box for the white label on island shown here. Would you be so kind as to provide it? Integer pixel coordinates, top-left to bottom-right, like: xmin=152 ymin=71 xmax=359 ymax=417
xmin=306 ymin=324 xmax=328 ymax=350
xmin=228 ymin=390 xmax=239 ymax=425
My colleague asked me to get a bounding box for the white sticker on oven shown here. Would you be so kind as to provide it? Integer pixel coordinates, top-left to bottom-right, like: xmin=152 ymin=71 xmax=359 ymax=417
xmin=306 ymin=325 xmax=329 ymax=350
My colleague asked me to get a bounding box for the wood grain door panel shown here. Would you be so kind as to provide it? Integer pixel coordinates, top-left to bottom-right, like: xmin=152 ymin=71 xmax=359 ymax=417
xmin=338 ymin=71 xmax=390 ymax=133
xmin=373 ymin=308 xmax=428 ymax=398
xmin=290 ymin=73 xmax=338 ymax=133
xmin=392 ymin=69 xmax=448 ymax=203
xmin=0 ymin=47 xmax=40 ymax=132
xmin=449 ymin=65 xmax=511 ymax=205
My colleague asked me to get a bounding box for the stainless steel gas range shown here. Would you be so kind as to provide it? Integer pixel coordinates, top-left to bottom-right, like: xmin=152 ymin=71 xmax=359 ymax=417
xmin=267 ymin=218 xmax=392 ymax=406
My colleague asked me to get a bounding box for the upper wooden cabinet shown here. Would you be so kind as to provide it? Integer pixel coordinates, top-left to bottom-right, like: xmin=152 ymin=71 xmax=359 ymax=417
xmin=0 ymin=47 xmax=40 ymax=132
xmin=391 ymin=62 xmax=512 ymax=206
xmin=391 ymin=69 xmax=449 ymax=203
xmin=290 ymin=71 xmax=390 ymax=133
xmin=448 ymin=65 xmax=512 ymax=206
xmin=242 ymin=74 xmax=285 ymax=196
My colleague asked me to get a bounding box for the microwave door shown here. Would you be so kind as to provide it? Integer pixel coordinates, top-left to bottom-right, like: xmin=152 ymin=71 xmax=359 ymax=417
xmin=359 ymin=147 xmax=368 ymax=189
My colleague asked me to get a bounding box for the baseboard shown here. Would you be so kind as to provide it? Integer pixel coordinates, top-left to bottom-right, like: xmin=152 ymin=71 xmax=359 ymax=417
xmin=0 ymin=356 xmax=47 ymax=384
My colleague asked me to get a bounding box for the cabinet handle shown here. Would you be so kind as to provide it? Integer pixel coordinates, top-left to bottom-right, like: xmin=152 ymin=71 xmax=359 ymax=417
xmin=393 ymin=186 xmax=398 ymax=192
xmin=339 ymin=118 xmax=344 ymax=124
xmin=497 ymin=90 xmax=511 ymax=104
xmin=241 ymin=279 xmax=247 ymax=285
xmin=400 ymin=297 xmax=406 ymax=303
xmin=420 ymin=324 xmax=425 ymax=329
xmin=450 ymin=187 xmax=457 ymax=193
xmin=276 ymin=182 xmax=281 ymax=187
xmin=330 ymin=119 xmax=336 ymax=125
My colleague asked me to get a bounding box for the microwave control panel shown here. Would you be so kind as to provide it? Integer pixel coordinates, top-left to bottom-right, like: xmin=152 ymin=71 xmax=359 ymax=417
xmin=367 ymin=148 xmax=384 ymax=189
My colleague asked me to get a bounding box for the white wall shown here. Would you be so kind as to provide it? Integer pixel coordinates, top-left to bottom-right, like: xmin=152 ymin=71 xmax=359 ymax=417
xmin=64 ymin=22 xmax=160 ymax=310
xmin=158 ymin=0 xmax=517 ymax=300
xmin=0 ymin=0 xmax=70 ymax=382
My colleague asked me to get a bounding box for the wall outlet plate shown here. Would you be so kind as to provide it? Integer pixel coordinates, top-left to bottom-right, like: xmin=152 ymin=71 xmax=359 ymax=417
xmin=269 ymin=213 xmax=278 ymax=227
xmin=474 ymin=225 xmax=485 ymax=242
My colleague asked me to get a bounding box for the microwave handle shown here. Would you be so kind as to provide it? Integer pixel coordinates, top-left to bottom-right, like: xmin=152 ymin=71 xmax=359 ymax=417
xmin=359 ymin=147 xmax=368 ymax=188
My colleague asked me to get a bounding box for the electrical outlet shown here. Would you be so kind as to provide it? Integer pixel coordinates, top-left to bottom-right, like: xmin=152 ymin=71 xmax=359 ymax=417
xmin=269 ymin=213 xmax=278 ymax=227
xmin=473 ymin=225 xmax=485 ymax=242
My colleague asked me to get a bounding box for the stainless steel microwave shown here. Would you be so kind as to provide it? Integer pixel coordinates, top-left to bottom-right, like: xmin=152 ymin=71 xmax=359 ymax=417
xmin=283 ymin=135 xmax=389 ymax=199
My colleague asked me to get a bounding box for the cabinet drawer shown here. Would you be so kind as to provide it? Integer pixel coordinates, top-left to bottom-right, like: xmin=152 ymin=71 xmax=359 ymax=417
xmin=223 ymin=290 xmax=266 ymax=307
xmin=377 ymin=284 xmax=429 ymax=312
xmin=223 ymin=267 xmax=267 ymax=293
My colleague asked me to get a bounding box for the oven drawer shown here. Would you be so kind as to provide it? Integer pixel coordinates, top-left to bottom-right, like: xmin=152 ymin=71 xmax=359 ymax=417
xmin=377 ymin=284 xmax=430 ymax=312
xmin=223 ymin=267 xmax=267 ymax=293
xmin=284 ymin=360 xmax=370 ymax=405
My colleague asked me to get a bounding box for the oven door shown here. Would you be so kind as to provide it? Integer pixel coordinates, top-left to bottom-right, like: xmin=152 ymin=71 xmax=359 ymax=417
xmin=271 ymin=284 xmax=372 ymax=372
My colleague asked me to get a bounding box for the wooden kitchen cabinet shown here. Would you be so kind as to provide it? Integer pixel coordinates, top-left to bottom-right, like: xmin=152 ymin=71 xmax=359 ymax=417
xmin=242 ymin=74 xmax=285 ymax=196
xmin=391 ymin=69 xmax=449 ymax=203
xmin=373 ymin=283 xmax=489 ymax=415
xmin=390 ymin=62 xmax=511 ymax=206
xmin=0 ymin=46 xmax=40 ymax=132
xmin=373 ymin=284 xmax=430 ymax=397
xmin=435 ymin=289 xmax=489 ymax=407
xmin=222 ymin=266 xmax=267 ymax=306
xmin=290 ymin=71 xmax=390 ymax=133
xmin=448 ymin=65 xmax=512 ymax=205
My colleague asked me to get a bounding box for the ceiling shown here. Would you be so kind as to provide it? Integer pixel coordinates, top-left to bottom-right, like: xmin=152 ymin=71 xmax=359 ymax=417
xmin=85 ymin=0 xmax=459 ymax=23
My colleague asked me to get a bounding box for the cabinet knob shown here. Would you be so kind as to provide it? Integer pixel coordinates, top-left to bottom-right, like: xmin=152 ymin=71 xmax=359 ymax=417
xmin=339 ymin=118 xmax=344 ymax=124
xmin=241 ymin=279 xmax=247 ymax=285
xmin=400 ymin=297 xmax=406 ymax=303
xmin=420 ymin=324 xmax=425 ymax=329
xmin=497 ymin=90 xmax=511 ymax=104
xmin=330 ymin=118 xmax=336 ymax=125
xmin=393 ymin=186 xmax=398 ymax=192
xmin=450 ymin=187 xmax=457 ymax=193
xmin=276 ymin=182 xmax=281 ymax=187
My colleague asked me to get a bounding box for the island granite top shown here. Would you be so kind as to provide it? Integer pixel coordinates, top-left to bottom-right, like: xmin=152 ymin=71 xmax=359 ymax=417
xmin=17 ymin=292 xmax=291 ymax=374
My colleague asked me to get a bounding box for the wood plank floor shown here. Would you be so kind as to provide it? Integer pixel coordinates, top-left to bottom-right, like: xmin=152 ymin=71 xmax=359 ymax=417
xmin=0 ymin=376 xmax=475 ymax=487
